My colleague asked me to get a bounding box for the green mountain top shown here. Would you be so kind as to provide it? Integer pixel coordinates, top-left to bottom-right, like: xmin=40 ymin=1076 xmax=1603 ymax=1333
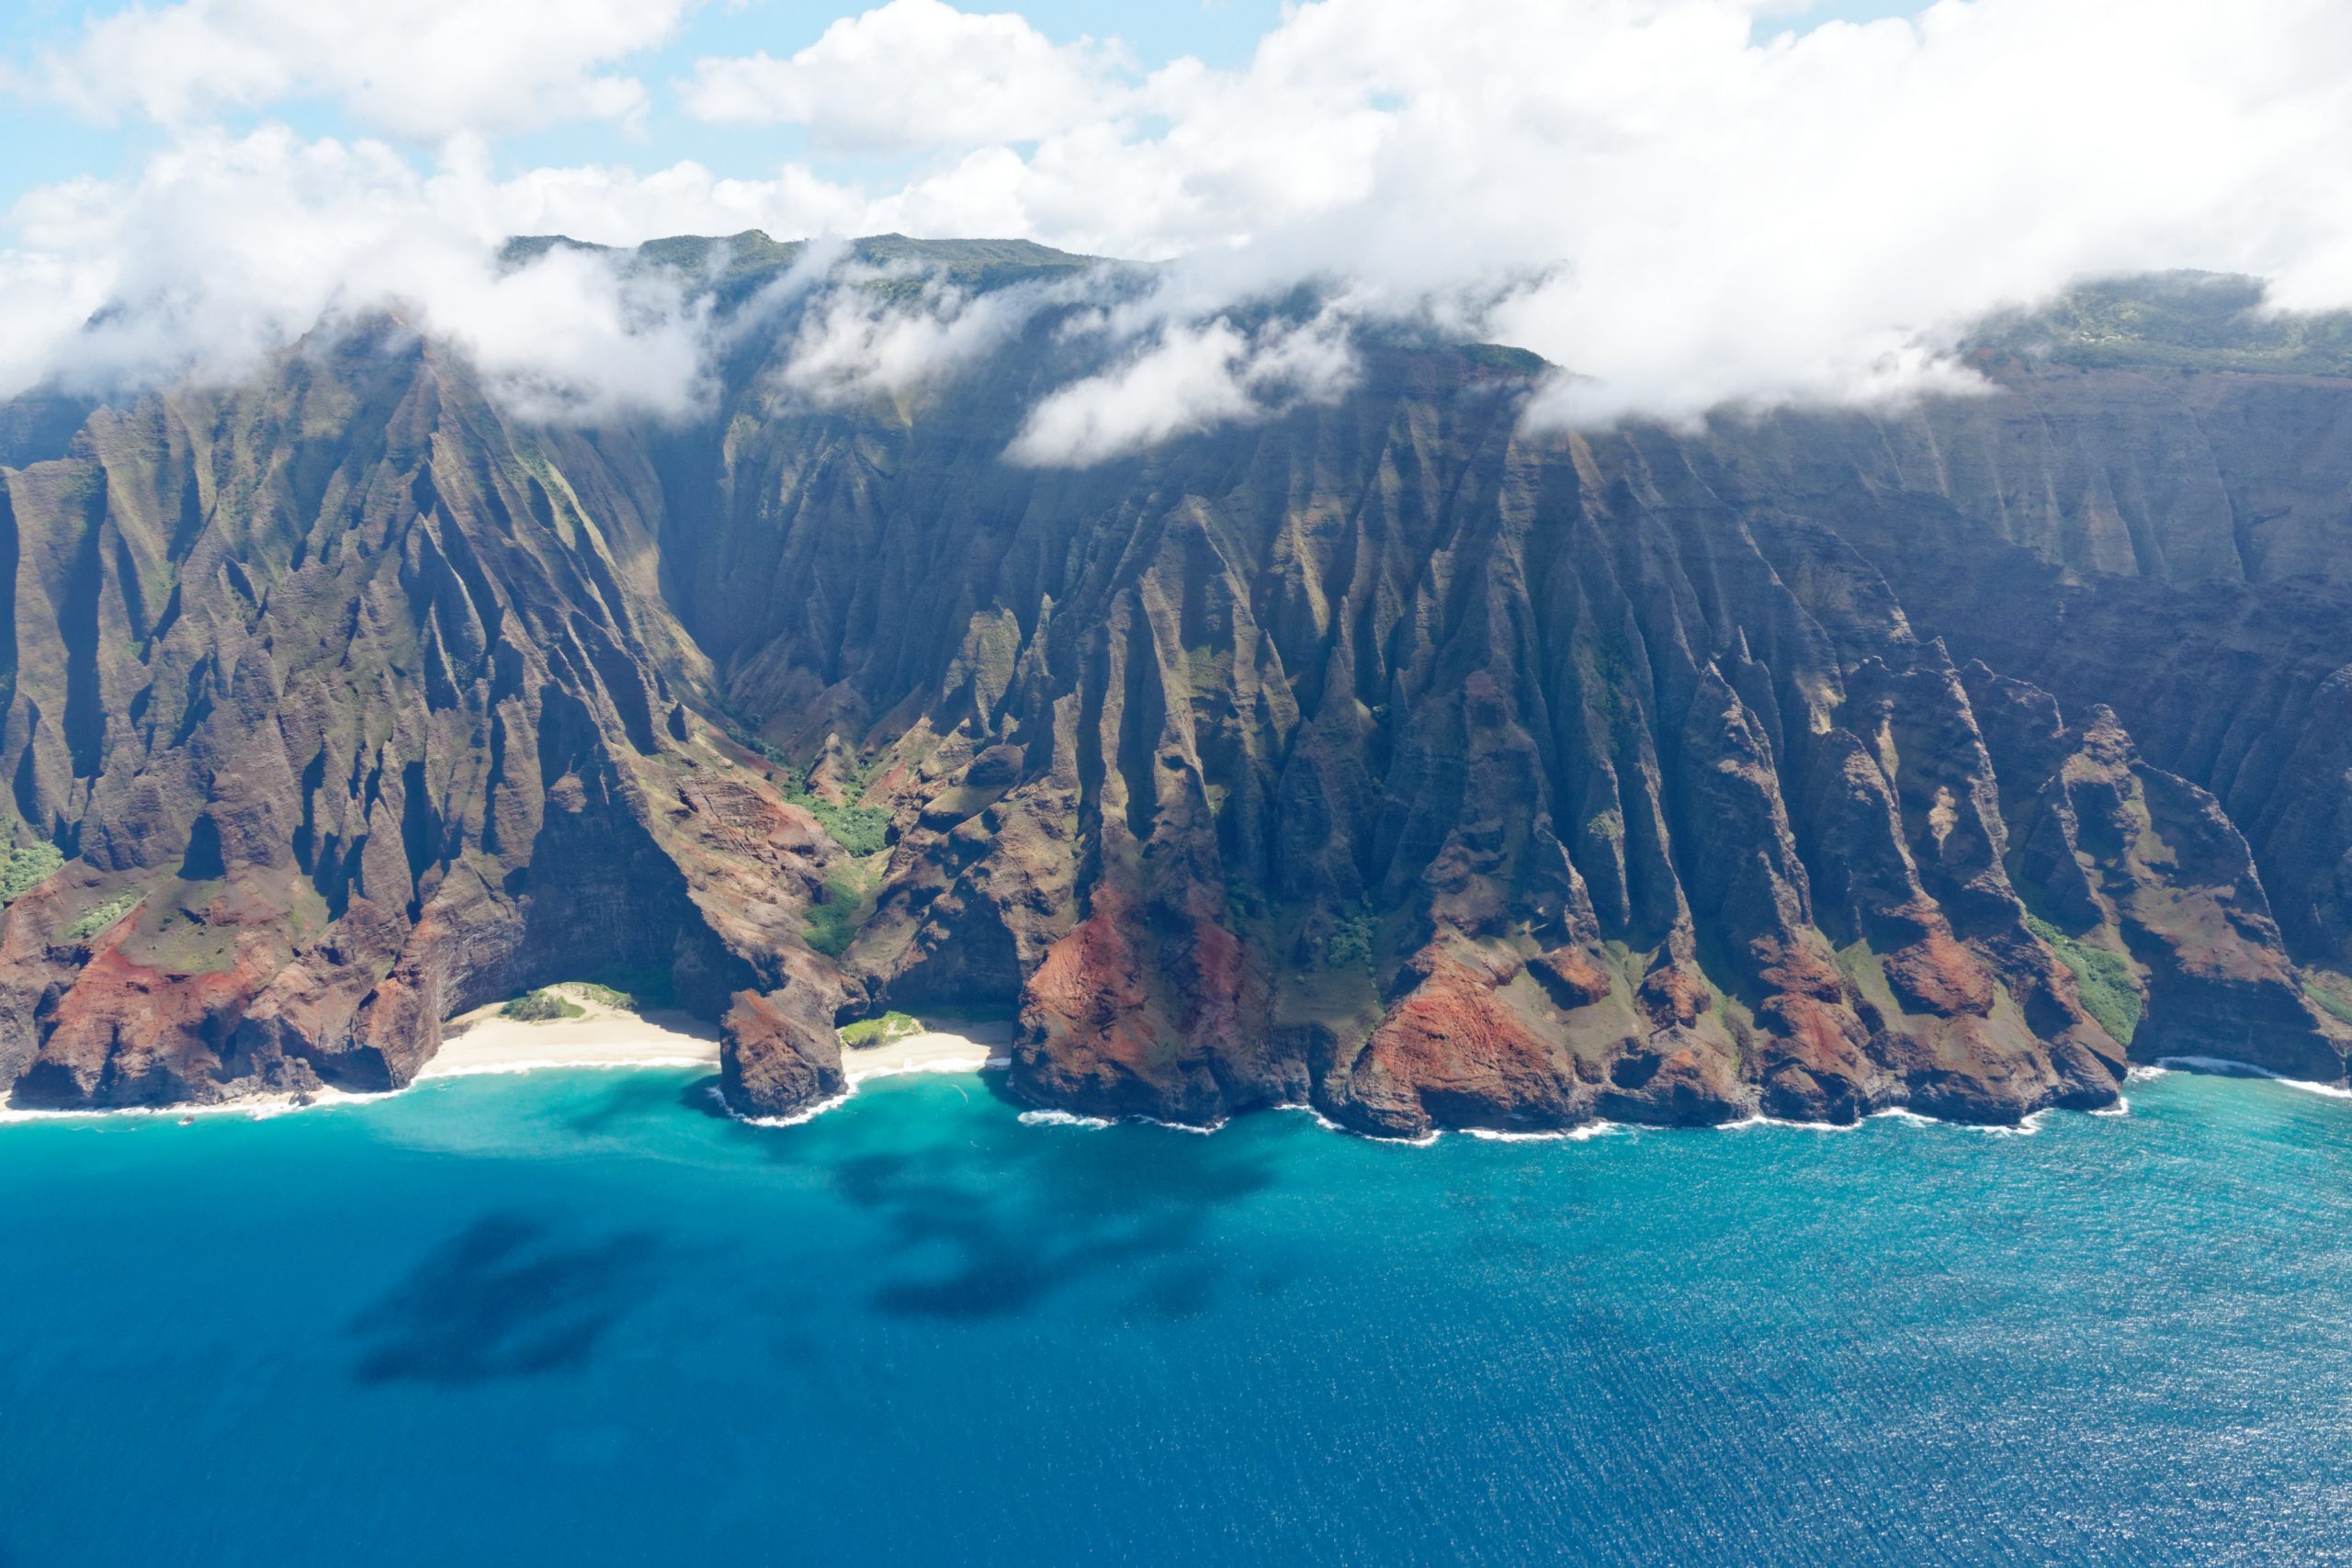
xmin=1972 ymin=271 xmax=2352 ymax=377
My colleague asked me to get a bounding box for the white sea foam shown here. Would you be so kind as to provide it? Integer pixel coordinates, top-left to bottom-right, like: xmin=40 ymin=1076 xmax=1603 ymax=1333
xmin=1266 ymin=1102 xmax=1438 ymax=1144
xmin=1717 ymin=1113 xmax=1861 ymax=1134
xmin=1012 ymin=1107 xmax=1218 ymax=1134
xmin=1466 ymin=1121 xmax=1621 ymax=1143
xmin=2154 ymin=1056 xmax=2352 ymax=1100
xmin=417 ymin=1053 xmax=717 ymax=1081
xmin=1017 ymin=1109 xmax=1115 ymax=1129
xmin=842 ymin=1051 xmax=1000 ymax=1086
xmin=1970 ymin=1110 xmax=2049 ymax=1138
xmin=2089 ymin=1098 xmax=2132 ymax=1118
xmin=0 ymin=1084 xmax=396 ymax=1126
xmin=1136 ymin=1115 xmax=1224 ymax=1135
xmin=1272 ymin=1102 xmax=1352 ymax=1135
xmin=727 ymin=1084 xmax=854 ymax=1129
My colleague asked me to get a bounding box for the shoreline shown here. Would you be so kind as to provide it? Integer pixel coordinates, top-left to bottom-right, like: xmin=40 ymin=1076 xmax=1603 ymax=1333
xmin=842 ymin=1019 xmax=1013 ymax=1084
xmin=728 ymin=1018 xmax=1013 ymax=1127
xmin=420 ymin=987 xmax=722 ymax=1080
xmin=6 ymin=1013 xmax=2348 ymax=1136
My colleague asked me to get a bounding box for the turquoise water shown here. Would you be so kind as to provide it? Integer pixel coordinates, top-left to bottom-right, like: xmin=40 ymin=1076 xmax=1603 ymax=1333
xmin=4 ymin=1068 xmax=2350 ymax=1565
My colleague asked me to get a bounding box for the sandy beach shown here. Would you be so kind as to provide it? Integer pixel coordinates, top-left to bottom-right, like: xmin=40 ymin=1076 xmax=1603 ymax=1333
xmin=423 ymin=987 xmax=1010 ymax=1085
xmin=840 ymin=1017 xmax=1013 ymax=1083
xmin=421 ymin=985 xmax=723 ymax=1078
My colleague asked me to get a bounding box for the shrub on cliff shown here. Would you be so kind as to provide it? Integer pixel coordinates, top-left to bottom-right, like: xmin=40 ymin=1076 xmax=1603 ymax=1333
xmin=62 ymin=893 xmax=139 ymax=941
xmin=0 ymin=840 xmax=62 ymax=906
xmin=2028 ymin=917 xmax=2143 ymax=1044
xmin=500 ymin=988 xmax=586 ymax=1022
xmin=840 ymin=1011 xmax=922 ymax=1046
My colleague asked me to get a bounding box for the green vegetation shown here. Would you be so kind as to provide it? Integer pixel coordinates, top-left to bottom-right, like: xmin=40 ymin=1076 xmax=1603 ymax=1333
xmin=1973 ymin=273 xmax=2352 ymax=378
xmin=798 ymin=797 xmax=891 ymax=857
xmin=1457 ymin=342 xmax=1551 ymax=376
xmin=63 ymin=892 xmax=140 ymax=941
xmin=0 ymin=840 xmax=63 ymax=905
xmin=1222 ymin=874 xmax=1268 ymax=923
xmin=571 ymin=982 xmax=636 ymax=1010
xmin=127 ymin=898 xmax=239 ymax=977
xmin=803 ymin=877 xmax=867 ymax=958
xmin=1832 ymin=938 xmax=1908 ymax=1030
xmin=1322 ymin=904 xmax=1378 ymax=972
xmin=1579 ymin=634 xmax=1641 ymax=744
xmin=2301 ymin=968 xmax=2352 ymax=1029
xmin=2027 ymin=915 xmax=2143 ymax=1045
xmin=840 ymin=1010 xmax=923 ymax=1047
xmin=500 ymin=988 xmax=587 ymax=1022
xmin=724 ymin=728 xmax=896 ymax=857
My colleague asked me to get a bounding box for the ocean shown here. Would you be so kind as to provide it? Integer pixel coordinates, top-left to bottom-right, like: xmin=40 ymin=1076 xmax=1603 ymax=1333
xmin=3 ymin=1066 xmax=2349 ymax=1565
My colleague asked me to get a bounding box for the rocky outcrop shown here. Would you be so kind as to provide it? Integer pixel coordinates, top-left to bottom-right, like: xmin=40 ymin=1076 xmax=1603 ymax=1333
xmin=1965 ymin=666 xmax=2350 ymax=1082
xmin=5 ymin=240 xmax=2348 ymax=1130
xmin=718 ymin=976 xmax=846 ymax=1118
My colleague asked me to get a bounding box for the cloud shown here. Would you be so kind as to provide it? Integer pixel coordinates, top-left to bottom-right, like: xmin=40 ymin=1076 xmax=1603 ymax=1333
xmin=1006 ymin=310 xmax=1358 ymax=467
xmin=775 ymin=265 xmax=1045 ymax=405
xmin=683 ymin=0 xmax=1129 ymax=152
xmin=14 ymin=0 xmax=2352 ymax=445
xmin=0 ymin=128 xmax=718 ymax=422
xmin=683 ymin=0 xmax=2352 ymax=425
xmin=34 ymin=0 xmax=689 ymax=139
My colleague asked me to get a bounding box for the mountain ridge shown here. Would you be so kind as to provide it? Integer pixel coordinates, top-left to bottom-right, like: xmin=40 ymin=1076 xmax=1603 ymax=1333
xmin=3 ymin=255 xmax=2347 ymax=1130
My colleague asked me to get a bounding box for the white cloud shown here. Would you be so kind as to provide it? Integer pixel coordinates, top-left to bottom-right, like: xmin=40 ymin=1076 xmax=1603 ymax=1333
xmin=0 ymin=128 xmax=719 ymax=422
xmin=776 ymin=265 xmax=1042 ymax=405
xmin=682 ymin=0 xmax=2352 ymax=425
xmin=1006 ymin=310 xmax=1357 ymax=467
xmin=36 ymin=0 xmax=689 ymax=139
xmin=684 ymin=0 xmax=1128 ymax=152
xmin=15 ymin=0 xmax=2352 ymax=443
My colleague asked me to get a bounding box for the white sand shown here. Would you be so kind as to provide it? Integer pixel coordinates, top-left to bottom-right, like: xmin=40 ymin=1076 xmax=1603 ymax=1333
xmin=421 ymin=985 xmax=721 ymax=1079
xmin=841 ymin=1017 xmax=1013 ymax=1083
xmin=424 ymin=988 xmax=1011 ymax=1086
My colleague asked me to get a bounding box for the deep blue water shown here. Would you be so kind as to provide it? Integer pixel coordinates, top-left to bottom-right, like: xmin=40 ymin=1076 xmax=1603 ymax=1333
xmin=3 ymin=1066 xmax=2350 ymax=1565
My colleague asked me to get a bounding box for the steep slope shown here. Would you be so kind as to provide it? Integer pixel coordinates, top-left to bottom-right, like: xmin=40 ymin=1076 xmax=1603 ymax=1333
xmin=0 ymin=328 xmax=848 ymax=1108
xmin=4 ymin=243 xmax=2346 ymax=1130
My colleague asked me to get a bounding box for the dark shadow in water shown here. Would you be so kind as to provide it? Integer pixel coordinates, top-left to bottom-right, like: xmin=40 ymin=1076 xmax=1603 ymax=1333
xmin=976 ymin=1069 xmax=1033 ymax=1112
xmin=831 ymin=1122 xmax=1281 ymax=1322
xmin=671 ymin=1057 xmax=1284 ymax=1322
xmin=346 ymin=1213 xmax=662 ymax=1385
xmin=677 ymin=1074 xmax=730 ymax=1120
xmin=1125 ymin=1259 xmax=1222 ymax=1319
xmin=557 ymin=1070 xmax=701 ymax=1135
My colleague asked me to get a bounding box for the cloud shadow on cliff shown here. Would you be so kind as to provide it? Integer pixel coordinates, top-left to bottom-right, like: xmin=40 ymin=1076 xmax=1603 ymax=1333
xmin=346 ymin=1213 xmax=663 ymax=1385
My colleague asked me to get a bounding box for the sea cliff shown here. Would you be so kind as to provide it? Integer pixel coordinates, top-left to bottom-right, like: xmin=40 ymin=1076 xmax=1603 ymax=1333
xmin=2 ymin=241 xmax=2346 ymax=1129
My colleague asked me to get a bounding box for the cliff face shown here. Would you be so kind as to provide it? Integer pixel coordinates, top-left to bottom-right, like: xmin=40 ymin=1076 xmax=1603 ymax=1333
xmin=0 ymin=330 xmax=851 ymax=1108
xmin=4 ymin=243 xmax=2347 ymax=1128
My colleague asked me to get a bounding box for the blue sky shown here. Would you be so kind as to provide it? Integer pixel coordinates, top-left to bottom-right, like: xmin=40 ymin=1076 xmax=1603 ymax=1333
xmin=0 ymin=0 xmax=1928 ymax=222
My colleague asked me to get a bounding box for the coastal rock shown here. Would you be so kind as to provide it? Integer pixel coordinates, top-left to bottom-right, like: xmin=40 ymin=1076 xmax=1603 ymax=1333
xmin=718 ymin=985 xmax=845 ymax=1118
xmin=1966 ymin=667 xmax=2351 ymax=1083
